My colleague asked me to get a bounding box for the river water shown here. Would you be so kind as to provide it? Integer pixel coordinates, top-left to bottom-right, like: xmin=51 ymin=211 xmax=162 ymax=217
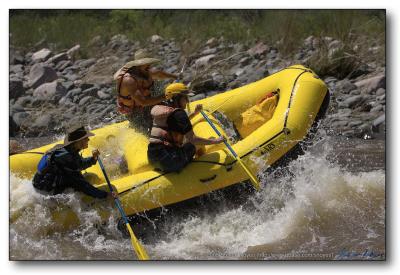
xmin=9 ymin=133 xmax=385 ymax=260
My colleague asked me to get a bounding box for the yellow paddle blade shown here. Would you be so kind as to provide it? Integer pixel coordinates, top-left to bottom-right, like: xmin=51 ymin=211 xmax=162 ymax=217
xmin=126 ymin=223 xmax=150 ymax=260
xmin=236 ymin=156 xmax=260 ymax=191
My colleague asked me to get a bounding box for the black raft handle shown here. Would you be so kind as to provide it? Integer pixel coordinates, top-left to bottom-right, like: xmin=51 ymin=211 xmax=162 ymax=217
xmin=199 ymin=174 xmax=217 ymax=183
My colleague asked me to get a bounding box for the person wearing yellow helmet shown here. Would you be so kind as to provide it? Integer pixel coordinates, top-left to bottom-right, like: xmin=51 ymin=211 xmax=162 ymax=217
xmin=147 ymin=83 xmax=224 ymax=173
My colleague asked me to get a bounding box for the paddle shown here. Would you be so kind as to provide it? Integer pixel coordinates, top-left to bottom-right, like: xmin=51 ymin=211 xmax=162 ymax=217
xmin=97 ymin=158 xmax=150 ymax=260
xmin=199 ymin=110 xmax=260 ymax=191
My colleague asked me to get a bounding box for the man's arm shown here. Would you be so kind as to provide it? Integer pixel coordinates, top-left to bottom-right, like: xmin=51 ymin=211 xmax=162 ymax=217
xmin=150 ymin=69 xmax=178 ymax=80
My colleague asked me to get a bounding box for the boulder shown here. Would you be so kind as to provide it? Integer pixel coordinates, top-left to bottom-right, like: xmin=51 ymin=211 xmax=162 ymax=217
xmin=9 ymin=80 xmax=25 ymax=99
xmin=28 ymin=63 xmax=58 ymax=89
xmin=31 ymin=48 xmax=52 ymax=63
xmin=355 ymin=73 xmax=385 ymax=94
xmin=33 ymin=80 xmax=67 ymax=102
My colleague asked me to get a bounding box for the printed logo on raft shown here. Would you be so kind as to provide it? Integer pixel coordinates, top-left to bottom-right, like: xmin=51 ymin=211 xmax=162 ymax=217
xmin=259 ymin=143 xmax=276 ymax=155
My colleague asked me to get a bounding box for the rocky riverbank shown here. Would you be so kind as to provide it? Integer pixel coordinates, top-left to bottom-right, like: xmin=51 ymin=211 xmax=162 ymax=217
xmin=9 ymin=34 xmax=385 ymax=143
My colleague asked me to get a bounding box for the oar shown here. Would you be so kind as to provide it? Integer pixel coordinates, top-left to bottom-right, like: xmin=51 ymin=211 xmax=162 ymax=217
xmin=200 ymin=110 xmax=260 ymax=191
xmin=97 ymin=158 xmax=150 ymax=260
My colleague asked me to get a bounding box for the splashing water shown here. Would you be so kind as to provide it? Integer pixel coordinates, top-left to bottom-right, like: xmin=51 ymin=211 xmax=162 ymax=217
xmin=9 ymin=135 xmax=385 ymax=260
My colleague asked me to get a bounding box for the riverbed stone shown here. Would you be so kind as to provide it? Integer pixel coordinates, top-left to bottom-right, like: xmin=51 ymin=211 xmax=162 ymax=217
xmin=355 ymin=73 xmax=385 ymax=94
xmin=28 ymin=63 xmax=58 ymax=89
xmin=10 ymin=80 xmax=25 ymax=99
xmin=31 ymin=48 xmax=52 ymax=63
xmin=33 ymin=80 xmax=67 ymax=102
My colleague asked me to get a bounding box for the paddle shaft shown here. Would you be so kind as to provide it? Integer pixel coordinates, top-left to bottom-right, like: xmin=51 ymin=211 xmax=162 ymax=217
xmin=97 ymin=158 xmax=149 ymax=260
xmin=200 ymin=110 xmax=260 ymax=190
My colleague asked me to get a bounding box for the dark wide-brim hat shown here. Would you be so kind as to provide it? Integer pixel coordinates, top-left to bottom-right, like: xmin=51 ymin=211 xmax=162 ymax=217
xmin=63 ymin=126 xmax=94 ymax=146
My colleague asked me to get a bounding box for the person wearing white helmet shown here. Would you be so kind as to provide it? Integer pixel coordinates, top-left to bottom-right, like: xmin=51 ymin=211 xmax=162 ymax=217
xmin=147 ymin=83 xmax=224 ymax=173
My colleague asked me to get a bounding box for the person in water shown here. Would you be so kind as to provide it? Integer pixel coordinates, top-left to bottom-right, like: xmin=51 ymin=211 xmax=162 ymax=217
xmin=32 ymin=126 xmax=113 ymax=199
xmin=147 ymin=83 xmax=224 ymax=173
xmin=113 ymin=49 xmax=178 ymax=135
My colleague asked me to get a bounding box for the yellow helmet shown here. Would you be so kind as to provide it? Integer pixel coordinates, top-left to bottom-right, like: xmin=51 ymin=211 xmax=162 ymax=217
xmin=165 ymin=83 xmax=189 ymax=100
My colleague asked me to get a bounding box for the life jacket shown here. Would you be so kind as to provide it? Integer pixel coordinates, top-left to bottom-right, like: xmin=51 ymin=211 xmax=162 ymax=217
xmin=36 ymin=144 xmax=64 ymax=175
xmin=150 ymin=108 xmax=192 ymax=147
xmin=114 ymin=67 xmax=154 ymax=114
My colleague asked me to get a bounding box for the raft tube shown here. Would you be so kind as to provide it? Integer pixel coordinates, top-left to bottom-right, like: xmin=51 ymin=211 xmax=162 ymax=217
xmin=10 ymin=65 xmax=328 ymax=219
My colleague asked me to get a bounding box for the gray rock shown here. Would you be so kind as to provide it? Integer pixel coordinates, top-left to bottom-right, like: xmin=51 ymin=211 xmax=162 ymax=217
xmin=79 ymin=96 xmax=94 ymax=106
xmin=348 ymin=120 xmax=363 ymax=128
xmin=376 ymin=94 xmax=385 ymax=102
xmin=355 ymin=73 xmax=385 ymax=94
xmin=66 ymin=88 xmax=82 ymax=99
xmin=342 ymin=95 xmax=365 ymax=108
xmin=10 ymin=51 xmax=25 ymax=65
xmin=77 ymin=58 xmax=96 ymax=68
xmin=205 ymin=37 xmax=218 ymax=47
xmin=375 ymin=88 xmax=385 ymax=96
xmin=194 ymin=54 xmax=216 ymax=67
xmin=335 ymin=79 xmax=357 ymax=94
xmin=56 ymin=60 xmax=73 ymax=71
xmin=9 ymin=116 xmax=19 ymax=137
xmin=239 ymin=56 xmax=252 ymax=66
xmin=67 ymin=44 xmax=80 ymax=59
xmin=82 ymin=87 xmax=98 ymax=97
xmin=14 ymin=96 xmax=32 ymax=107
xmin=370 ymin=104 xmax=383 ymax=113
xmin=150 ymin=35 xmax=163 ymax=43
xmin=10 ymin=102 xmax=25 ymax=114
xmin=349 ymin=89 xmax=361 ymax=95
xmin=201 ymin=48 xmax=218 ymax=56
xmin=12 ymin=112 xmax=29 ymax=127
xmin=247 ymin=42 xmax=269 ymax=58
xmin=31 ymin=48 xmax=52 ymax=63
xmin=28 ymin=63 xmax=58 ymax=89
xmin=372 ymin=114 xmax=385 ymax=134
xmin=47 ymin=52 xmax=69 ymax=65
xmin=10 ymin=80 xmax=25 ymax=99
xmin=10 ymin=64 xmax=24 ymax=74
xmin=80 ymin=83 xmax=94 ymax=90
xmin=61 ymin=81 xmax=75 ymax=91
xmin=331 ymin=120 xmax=348 ymax=128
xmin=33 ymin=80 xmax=67 ymax=102
xmin=97 ymin=90 xmax=111 ymax=99
xmin=32 ymin=114 xmax=54 ymax=129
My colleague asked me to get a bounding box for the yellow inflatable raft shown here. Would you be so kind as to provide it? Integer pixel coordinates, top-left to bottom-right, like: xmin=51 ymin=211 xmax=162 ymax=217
xmin=10 ymin=65 xmax=328 ymax=218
